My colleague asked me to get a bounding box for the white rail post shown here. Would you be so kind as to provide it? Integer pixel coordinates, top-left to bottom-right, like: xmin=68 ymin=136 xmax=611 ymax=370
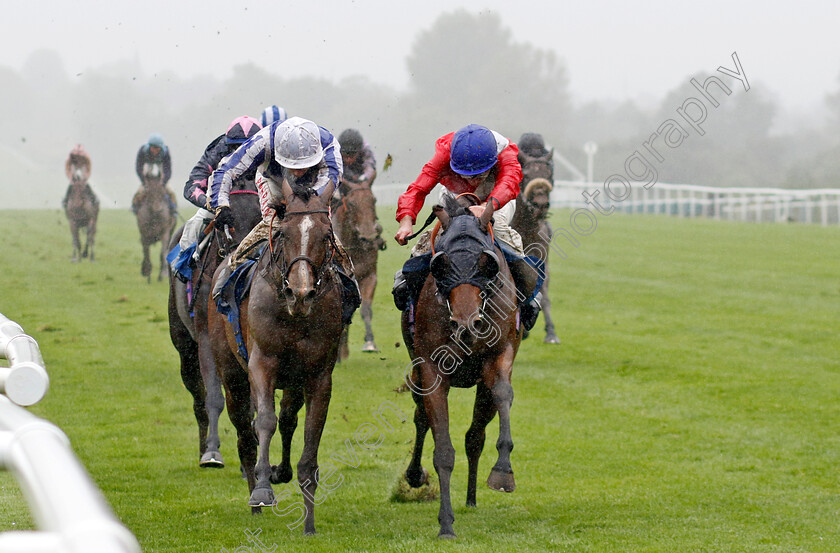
xmin=0 ymin=313 xmax=141 ymax=553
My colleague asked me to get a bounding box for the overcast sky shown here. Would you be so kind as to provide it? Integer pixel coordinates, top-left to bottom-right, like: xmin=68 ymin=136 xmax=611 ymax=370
xmin=3 ymin=0 xmax=839 ymax=111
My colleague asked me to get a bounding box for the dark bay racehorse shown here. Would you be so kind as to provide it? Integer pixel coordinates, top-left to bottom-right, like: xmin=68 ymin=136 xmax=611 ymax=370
xmin=64 ymin=169 xmax=98 ymax=262
xmin=402 ymin=194 xmax=522 ymax=538
xmin=511 ymin=149 xmax=560 ymax=343
xmin=208 ymin=180 xmax=343 ymax=534
xmin=333 ymin=182 xmax=381 ymax=357
xmin=168 ymin=180 xmax=261 ymax=468
xmin=135 ymin=161 xmax=175 ymax=282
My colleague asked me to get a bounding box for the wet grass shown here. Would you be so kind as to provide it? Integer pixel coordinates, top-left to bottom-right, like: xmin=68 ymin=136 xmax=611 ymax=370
xmin=1 ymin=207 xmax=839 ymax=552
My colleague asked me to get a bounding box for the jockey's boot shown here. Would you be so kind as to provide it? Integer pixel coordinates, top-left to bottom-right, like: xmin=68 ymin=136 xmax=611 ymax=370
xmin=333 ymin=245 xmax=361 ymax=326
xmin=392 ymin=270 xmax=410 ymax=311
xmin=212 ymin=262 xmax=232 ymax=301
xmin=509 ymin=258 xmax=542 ymax=332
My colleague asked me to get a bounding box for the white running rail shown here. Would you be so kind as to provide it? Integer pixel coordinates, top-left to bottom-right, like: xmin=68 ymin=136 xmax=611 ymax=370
xmin=0 ymin=313 xmax=141 ymax=553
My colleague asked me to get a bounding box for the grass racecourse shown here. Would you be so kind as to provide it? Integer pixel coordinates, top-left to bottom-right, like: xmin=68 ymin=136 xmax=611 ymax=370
xmin=1 ymin=206 xmax=839 ymax=553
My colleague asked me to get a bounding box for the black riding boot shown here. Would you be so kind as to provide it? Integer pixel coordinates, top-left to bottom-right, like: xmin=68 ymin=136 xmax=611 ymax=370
xmin=392 ymin=270 xmax=410 ymax=311
xmin=509 ymin=258 xmax=542 ymax=332
xmin=337 ymin=271 xmax=361 ymax=326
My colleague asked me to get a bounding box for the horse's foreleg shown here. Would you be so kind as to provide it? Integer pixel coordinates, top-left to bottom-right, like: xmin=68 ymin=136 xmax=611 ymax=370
xmin=86 ymin=215 xmax=97 ymax=262
xmin=421 ymin=369 xmax=456 ymax=538
xmin=159 ymin=233 xmax=171 ymax=281
xmin=272 ymin=388 xmax=304 ymax=484
xmin=70 ymin=223 xmax=81 ymax=262
xmin=465 ymin=383 xmax=496 ymax=507
xmin=405 ymin=372 xmax=430 ymax=487
xmin=197 ymin=330 xmax=225 ymax=467
xmin=541 ymin=269 xmax=560 ymax=344
xmin=360 ymin=272 xmax=378 ymax=351
xmin=485 ymin=352 xmax=516 ymax=493
xmin=248 ymin=349 xmax=279 ymax=508
xmin=297 ymin=369 xmax=334 ymax=535
xmin=141 ymin=243 xmax=152 ymax=281
xmin=220 ymin=350 xmax=258 ymax=498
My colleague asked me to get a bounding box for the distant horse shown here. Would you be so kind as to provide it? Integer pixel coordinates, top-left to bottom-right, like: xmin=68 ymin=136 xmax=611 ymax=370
xmin=511 ymin=149 xmax=560 ymax=344
xmin=402 ymin=194 xmax=522 ymax=538
xmin=64 ymin=168 xmax=98 ymax=262
xmin=167 ymin=179 xmax=261 ymax=468
xmin=209 ymin=180 xmax=343 ymax=534
xmin=333 ymin=182 xmax=381 ymax=357
xmin=135 ymin=161 xmax=176 ymax=282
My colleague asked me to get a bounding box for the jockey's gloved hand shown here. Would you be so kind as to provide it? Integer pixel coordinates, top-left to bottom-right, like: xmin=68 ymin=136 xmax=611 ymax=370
xmin=214 ymin=205 xmax=235 ymax=229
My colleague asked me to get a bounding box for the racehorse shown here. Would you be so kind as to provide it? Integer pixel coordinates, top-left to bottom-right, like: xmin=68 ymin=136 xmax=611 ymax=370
xmin=208 ymin=180 xmax=343 ymax=534
xmin=64 ymin=168 xmax=98 ymax=262
xmin=135 ymin=161 xmax=175 ymax=282
xmin=333 ymin=181 xmax=381 ymax=357
xmin=511 ymin=149 xmax=560 ymax=344
xmin=167 ymin=179 xmax=261 ymax=468
xmin=401 ymin=194 xmax=522 ymax=538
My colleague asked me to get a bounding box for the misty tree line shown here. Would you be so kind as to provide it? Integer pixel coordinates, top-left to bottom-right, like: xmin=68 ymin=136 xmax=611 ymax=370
xmin=2 ymin=10 xmax=839 ymax=209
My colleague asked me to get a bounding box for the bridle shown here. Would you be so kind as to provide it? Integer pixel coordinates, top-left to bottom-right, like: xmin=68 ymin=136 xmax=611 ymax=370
xmin=269 ymin=208 xmax=337 ymax=292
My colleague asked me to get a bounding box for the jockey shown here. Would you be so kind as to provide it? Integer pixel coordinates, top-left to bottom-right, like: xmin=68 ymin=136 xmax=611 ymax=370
xmin=169 ymin=116 xmax=262 ymax=276
xmin=208 ymin=116 xmax=360 ymax=323
xmin=132 ymin=133 xmax=178 ymax=216
xmin=517 ymin=132 xmax=554 ymax=181
xmin=62 ymin=144 xmax=98 ymax=209
xmin=392 ymin=124 xmax=542 ymax=330
xmin=261 ymin=105 xmax=288 ymax=127
xmin=338 ymin=128 xmax=386 ymax=251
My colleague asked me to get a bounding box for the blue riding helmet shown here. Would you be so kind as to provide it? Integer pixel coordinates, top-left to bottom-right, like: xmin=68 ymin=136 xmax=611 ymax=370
xmin=148 ymin=133 xmax=165 ymax=148
xmin=261 ymin=105 xmax=288 ymax=127
xmin=449 ymin=124 xmax=497 ymax=176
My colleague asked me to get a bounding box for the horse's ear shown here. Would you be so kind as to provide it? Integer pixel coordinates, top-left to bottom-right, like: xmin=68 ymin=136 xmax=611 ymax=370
xmin=281 ymin=178 xmax=294 ymax=202
xmin=320 ymin=180 xmax=336 ymax=207
xmin=433 ymin=205 xmax=450 ymax=230
xmin=479 ymin=200 xmax=495 ymax=232
xmin=478 ymin=250 xmax=500 ymax=279
xmin=430 ymin=252 xmax=450 ymax=281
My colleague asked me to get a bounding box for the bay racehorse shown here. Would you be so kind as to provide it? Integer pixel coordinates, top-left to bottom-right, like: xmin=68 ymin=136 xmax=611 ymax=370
xmin=208 ymin=180 xmax=343 ymax=534
xmin=168 ymin=179 xmax=261 ymax=468
xmin=135 ymin=160 xmax=176 ymax=282
xmin=511 ymin=148 xmax=560 ymax=343
xmin=401 ymin=194 xmax=522 ymax=538
xmin=64 ymin=168 xmax=98 ymax=262
xmin=333 ymin=181 xmax=381 ymax=357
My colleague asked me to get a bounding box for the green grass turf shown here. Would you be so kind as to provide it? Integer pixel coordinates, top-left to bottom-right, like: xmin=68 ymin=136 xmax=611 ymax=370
xmin=1 ymin=207 xmax=839 ymax=552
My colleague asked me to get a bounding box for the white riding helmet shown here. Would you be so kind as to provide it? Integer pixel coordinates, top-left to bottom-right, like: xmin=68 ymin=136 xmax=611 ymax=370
xmin=274 ymin=116 xmax=323 ymax=169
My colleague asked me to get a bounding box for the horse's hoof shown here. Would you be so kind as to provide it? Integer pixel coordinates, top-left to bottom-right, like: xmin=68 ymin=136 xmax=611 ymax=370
xmin=199 ymin=451 xmax=224 ymax=468
xmin=270 ymin=463 xmax=293 ymax=484
xmin=438 ymin=529 xmax=457 ymax=539
xmin=249 ymin=487 xmax=275 ymax=507
xmin=487 ymin=469 xmax=516 ymax=492
xmin=544 ymin=334 xmax=561 ymax=344
xmin=361 ymin=341 xmax=379 ymax=352
xmin=251 ymin=506 xmax=262 ymax=515
xmin=405 ymin=466 xmax=429 ymax=488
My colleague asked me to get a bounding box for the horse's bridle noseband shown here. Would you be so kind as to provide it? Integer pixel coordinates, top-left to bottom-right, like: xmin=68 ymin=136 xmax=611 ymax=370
xmin=270 ymin=209 xmax=337 ymax=291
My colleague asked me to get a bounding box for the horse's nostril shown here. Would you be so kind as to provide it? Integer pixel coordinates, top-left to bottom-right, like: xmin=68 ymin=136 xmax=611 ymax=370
xmin=305 ymin=289 xmax=317 ymax=301
xmin=449 ymin=318 xmax=459 ymax=333
xmin=472 ymin=318 xmax=487 ymax=334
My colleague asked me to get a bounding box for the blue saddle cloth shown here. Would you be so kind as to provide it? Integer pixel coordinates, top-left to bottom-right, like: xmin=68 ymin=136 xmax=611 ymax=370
xmin=167 ymin=242 xmax=196 ymax=282
xmin=214 ymin=246 xmax=265 ymax=361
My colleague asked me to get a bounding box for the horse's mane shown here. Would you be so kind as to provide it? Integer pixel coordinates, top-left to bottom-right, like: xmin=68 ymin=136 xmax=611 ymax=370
xmin=288 ymin=182 xmax=317 ymax=202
